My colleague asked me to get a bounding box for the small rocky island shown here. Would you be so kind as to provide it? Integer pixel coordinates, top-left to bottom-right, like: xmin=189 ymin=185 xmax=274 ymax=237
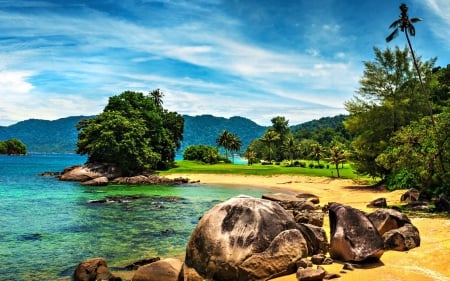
xmin=57 ymin=163 xmax=190 ymax=186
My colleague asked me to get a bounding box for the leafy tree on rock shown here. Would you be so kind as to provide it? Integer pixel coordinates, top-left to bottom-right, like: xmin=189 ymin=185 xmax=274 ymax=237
xmin=76 ymin=90 xmax=183 ymax=175
xmin=0 ymin=138 xmax=27 ymax=155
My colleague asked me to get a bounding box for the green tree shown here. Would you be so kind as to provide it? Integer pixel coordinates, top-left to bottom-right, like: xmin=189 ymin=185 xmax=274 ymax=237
xmin=309 ymin=143 xmax=325 ymax=166
xmin=344 ymin=46 xmax=433 ymax=178
xmin=76 ymin=90 xmax=183 ymax=175
xmin=260 ymin=129 xmax=280 ymax=162
xmin=183 ymin=144 xmax=219 ymax=164
xmin=244 ymin=147 xmax=257 ymax=165
xmin=326 ymin=145 xmax=346 ymax=177
xmin=282 ymin=134 xmax=298 ymax=166
xmin=0 ymin=138 xmax=27 ymax=155
xmin=376 ymin=110 xmax=450 ymax=197
xmin=228 ymin=133 xmax=242 ymax=164
xmin=149 ymin=88 xmax=164 ymax=107
xmin=216 ymin=130 xmax=233 ymax=159
xmin=270 ymin=116 xmax=291 ymax=161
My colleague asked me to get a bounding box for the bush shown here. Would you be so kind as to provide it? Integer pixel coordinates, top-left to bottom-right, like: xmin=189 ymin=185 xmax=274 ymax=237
xmin=183 ymin=145 xmax=219 ymax=164
xmin=309 ymin=163 xmax=314 ymax=168
xmin=386 ymin=169 xmax=421 ymax=191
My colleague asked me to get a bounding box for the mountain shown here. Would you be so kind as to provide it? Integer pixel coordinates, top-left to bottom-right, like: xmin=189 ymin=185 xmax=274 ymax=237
xmin=0 ymin=116 xmax=93 ymax=153
xmin=0 ymin=114 xmax=348 ymax=154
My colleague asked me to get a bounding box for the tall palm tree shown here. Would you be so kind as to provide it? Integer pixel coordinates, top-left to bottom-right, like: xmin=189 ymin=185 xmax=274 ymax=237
xmin=386 ymin=3 xmax=433 ymax=121
xmin=309 ymin=143 xmax=324 ymax=166
xmin=282 ymin=134 xmax=297 ymax=166
xmin=228 ymin=134 xmax=242 ymax=164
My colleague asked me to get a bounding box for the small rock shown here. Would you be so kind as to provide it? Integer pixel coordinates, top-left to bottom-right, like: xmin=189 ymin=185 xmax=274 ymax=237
xmin=342 ymin=263 xmax=354 ymax=271
xmin=311 ymin=253 xmax=325 ymax=265
xmin=296 ymin=266 xmax=327 ymax=281
xmin=366 ymin=197 xmax=387 ymax=208
xmin=296 ymin=258 xmax=313 ymax=269
xmin=324 ymin=273 xmax=341 ymax=279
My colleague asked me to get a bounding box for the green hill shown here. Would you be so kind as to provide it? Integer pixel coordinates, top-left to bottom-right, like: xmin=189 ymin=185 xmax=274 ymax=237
xmin=0 ymin=114 xmax=348 ymax=154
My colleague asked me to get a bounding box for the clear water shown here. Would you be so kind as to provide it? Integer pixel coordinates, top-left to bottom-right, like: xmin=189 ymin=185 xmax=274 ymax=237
xmin=0 ymin=154 xmax=273 ymax=280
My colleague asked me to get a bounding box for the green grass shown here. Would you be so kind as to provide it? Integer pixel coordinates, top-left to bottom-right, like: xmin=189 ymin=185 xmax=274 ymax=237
xmin=160 ymin=160 xmax=363 ymax=179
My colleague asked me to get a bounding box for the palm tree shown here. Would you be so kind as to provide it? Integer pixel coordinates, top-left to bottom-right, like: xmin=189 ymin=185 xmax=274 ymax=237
xmin=326 ymin=145 xmax=346 ymax=178
xmin=216 ymin=130 xmax=232 ymax=159
xmin=309 ymin=143 xmax=324 ymax=166
xmin=245 ymin=148 xmax=257 ymax=165
xmin=261 ymin=129 xmax=280 ymax=162
xmin=228 ymin=133 xmax=242 ymax=164
xmin=149 ymin=88 xmax=164 ymax=107
xmin=386 ymin=3 xmax=433 ymax=122
xmin=282 ymin=134 xmax=297 ymax=166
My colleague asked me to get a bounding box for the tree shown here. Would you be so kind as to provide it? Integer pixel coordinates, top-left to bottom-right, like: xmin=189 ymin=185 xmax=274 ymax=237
xmin=376 ymin=110 xmax=450 ymax=197
xmin=309 ymin=143 xmax=325 ymax=166
xmin=386 ymin=3 xmax=434 ymax=122
xmin=149 ymin=88 xmax=164 ymax=107
xmin=216 ymin=130 xmax=232 ymax=159
xmin=260 ymin=129 xmax=280 ymax=162
xmin=0 ymin=138 xmax=27 ymax=155
xmin=270 ymin=116 xmax=291 ymax=161
xmin=326 ymin=145 xmax=346 ymax=178
xmin=76 ymin=90 xmax=183 ymax=175
xmin=228 ymin=133 xmax=242 ymax=164
xmin=244 ymin=147 xmax=257 ymax=165
xmin=344 ymin=47 xmax=433 ymax=178
xmin=282 ymin=134 xmax=298 ymax=166
xmin=183 ymin=144 xmax=219 ymax=164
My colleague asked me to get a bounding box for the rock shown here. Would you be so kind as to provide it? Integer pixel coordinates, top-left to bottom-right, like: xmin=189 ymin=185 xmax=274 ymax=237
xmin=366 ymin=197 xmax=387 ymax=208
xmin=383 ymin=224 xmax=421 ymax=251
xmin=367 ymin=208 xmax=411 ymax=235
xmin=400 ymin=188 xmax=420 ymax=202
xmin=328 ymin=203 xmax=384 ymax=262
xmin=296 ymin=266 xmax=327 ymax=281
xmin=262 ymin=192 xmax=312 ymax=210
xmin=342 ymin=263 xmax=354 ymax=271
xmin=296 ymin=223 xmax=329 ymax=256
xmin=296 ymin=193 xmax=320 ymax=204
xmin=60 ymin=165 xmax=104 ymax=182
xmin=184 ymin=196 xmax=309 ymax=281
xmin=406 ymin=201 xmax=430 ymax=212
xmin=324 ymin=273 xmax=341 ymax=279
xmin=311 ymin=253 xmax=325 ymax=265
xmin=123 ymin=257 xmax=160 ymax=270
xmin=74 ymin=257 xmax=121 ymax=281
xmin=435 ymin=194 xmax=450 ymax=214
xmin=296 ymin=258 xmax=313 ymax=269
xmin=82 ymin=176 xmax=109 ymax=186
xmin=293 ymin=210 xmax=325 ymax=227
xmin=132 ymin=258 xmax=183 ymax=281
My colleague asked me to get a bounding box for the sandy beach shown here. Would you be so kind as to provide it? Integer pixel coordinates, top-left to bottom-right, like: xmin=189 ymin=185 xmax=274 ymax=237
xmin=167 ymin=173 xmax=450 ymax=281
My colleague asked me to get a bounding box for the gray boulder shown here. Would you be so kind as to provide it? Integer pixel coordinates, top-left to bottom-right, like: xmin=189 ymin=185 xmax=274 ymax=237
xmin=328 ymin=203 xmax=384 ymax=262
xmin=184 ymin=196 xmax=309 ymax=281
xmin=383 ymin=224 xmax=420 ymax=251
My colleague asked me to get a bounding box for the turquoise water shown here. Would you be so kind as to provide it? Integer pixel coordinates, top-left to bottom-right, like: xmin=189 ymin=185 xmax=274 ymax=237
xmin=0 ymin=154 xmax=273 ymax=280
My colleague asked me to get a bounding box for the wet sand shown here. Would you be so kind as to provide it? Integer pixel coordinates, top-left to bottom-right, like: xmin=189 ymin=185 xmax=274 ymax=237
xmin=167 ymin=173 xmax=450 ymax=281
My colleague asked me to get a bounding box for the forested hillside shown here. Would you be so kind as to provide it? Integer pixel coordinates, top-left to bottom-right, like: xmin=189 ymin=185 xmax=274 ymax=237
xmin=0 ymin=114 xmax=347 ymax=153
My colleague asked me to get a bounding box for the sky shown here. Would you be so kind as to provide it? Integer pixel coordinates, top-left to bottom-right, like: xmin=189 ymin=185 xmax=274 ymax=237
xmin=1 ymin=0 xmax=450 ymax=126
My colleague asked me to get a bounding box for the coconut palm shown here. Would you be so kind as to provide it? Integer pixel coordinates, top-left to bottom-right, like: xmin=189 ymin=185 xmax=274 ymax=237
xmin=149 ymin=88 xmax=164 ymax=107
xmin=228 ymin=134 xmax=242 ymax=164
xmin=261 ymin=129 xmax=280 ymax=162
xmin=386 ymin=3 xmax=433 ymax=120
xmin=326 ymin=145 xmax=346 ymax=178
xmin=282 ymin=134 xmax=297 ymax=166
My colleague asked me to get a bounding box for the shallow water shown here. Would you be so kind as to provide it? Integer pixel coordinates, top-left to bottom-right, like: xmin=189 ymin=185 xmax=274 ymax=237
xmin=0 ymin=154 xmax=273 ymax=280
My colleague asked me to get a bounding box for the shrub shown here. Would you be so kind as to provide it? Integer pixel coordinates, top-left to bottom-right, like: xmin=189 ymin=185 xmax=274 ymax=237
xmin=386 ymin=169 xmax=421 ymax=191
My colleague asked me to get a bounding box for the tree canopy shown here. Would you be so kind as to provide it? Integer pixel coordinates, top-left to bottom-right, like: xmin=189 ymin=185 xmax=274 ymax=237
xmin=0 ymin=138 xmax=27 ymax=155
xmin=76 ymin=90 xmax=183 ymax=175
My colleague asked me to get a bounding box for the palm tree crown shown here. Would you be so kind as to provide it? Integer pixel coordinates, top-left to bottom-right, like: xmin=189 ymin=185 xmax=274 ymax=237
xmin=386 ymin=3 xmax=422 ymax=43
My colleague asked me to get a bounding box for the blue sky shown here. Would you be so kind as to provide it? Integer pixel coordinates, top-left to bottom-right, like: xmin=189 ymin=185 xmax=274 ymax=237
xmin=1 ymin=0 xmax=449 ymax=126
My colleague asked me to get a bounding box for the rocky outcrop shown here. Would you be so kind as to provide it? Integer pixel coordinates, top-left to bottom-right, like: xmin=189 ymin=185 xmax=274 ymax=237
xmin=184 ymin=195 xmax=310 ymax=281
xmin=73 ymin=257 xmax=121 ymax=281
xmin=132 ymin=258 xmax=183 ymax=281
xmin=59 ymin=163 xmax=189 ymax=186
xmin=328 ymin=203 xmax=384 ymax=262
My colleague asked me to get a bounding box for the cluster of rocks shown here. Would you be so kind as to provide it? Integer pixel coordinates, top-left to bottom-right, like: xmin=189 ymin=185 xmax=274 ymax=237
xmin=74 ymin=191 xmax=422 ymax=281
xmin=57 ymin=163 xmax=190 ymax=186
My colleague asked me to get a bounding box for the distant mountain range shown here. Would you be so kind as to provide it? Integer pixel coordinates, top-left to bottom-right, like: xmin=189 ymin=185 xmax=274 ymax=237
xmin=0 ymin=114 xmax=347 ymax=153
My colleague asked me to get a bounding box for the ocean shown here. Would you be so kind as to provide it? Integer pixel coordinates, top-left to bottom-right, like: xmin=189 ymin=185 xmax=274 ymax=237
xmin=0 ymin=154 xmax=272 ymax=280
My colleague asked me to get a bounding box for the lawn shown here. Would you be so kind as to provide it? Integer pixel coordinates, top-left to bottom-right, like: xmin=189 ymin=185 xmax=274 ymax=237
xmin=160 ymin=160 xmax=362 ymax=179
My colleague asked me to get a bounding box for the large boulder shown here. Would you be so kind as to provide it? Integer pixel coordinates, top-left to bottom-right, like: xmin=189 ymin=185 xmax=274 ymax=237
xmin=73 ymin=257 xmax=121 ymax=281
xmin=383 ymin=224 xmax=420 ymax=251
xmin=435 ymin=193 xmax=450 ymax=214
xmin=328 ymin=203 xmax=384 ymax=262
xmin=367 ymin=208 xmax=411 ymax=235
xmin=132 ymin=258 xmax=183 ymax=281
xmin=184 ymin=196 xmax=310 ymax=281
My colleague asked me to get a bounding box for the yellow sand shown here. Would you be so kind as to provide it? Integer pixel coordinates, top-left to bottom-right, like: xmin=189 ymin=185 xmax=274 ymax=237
xmin=166 ymin=173 xmax=450 ymax=281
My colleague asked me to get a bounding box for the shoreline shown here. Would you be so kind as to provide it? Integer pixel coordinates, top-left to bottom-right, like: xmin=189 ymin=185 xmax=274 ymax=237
xmin=163 ymin=173 xmax=450 ymax=281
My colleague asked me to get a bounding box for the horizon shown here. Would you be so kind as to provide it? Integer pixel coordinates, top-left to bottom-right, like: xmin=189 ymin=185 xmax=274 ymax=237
xmin=1 ymin=0 xmax=449 ymax=126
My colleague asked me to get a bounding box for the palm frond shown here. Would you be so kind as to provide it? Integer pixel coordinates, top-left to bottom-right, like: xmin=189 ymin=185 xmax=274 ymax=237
xmin=386 ymin=29 xmax=399 ymax=42
xmin=388 ymin=19 xmax=402 ymax=29
xmin=408 ymin=24 xmax=416 ymax=36
xmin=410 ymin=17 xmax=423 ymax=23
